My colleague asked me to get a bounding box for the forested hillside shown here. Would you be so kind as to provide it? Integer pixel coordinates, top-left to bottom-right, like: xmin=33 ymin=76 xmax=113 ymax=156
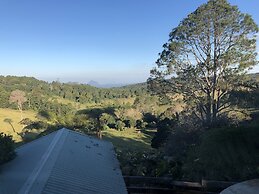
xmin=0 ymin=75 xmax=168 ymax=141
xmin=1 ymin=73 xmax=259 ymax=181
xmin=0 ymin=75 xmax=147 ymax=108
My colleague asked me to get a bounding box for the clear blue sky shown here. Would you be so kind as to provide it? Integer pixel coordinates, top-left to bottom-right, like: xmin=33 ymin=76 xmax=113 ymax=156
xmin=0 ymin=0 xmax=258 ymax=84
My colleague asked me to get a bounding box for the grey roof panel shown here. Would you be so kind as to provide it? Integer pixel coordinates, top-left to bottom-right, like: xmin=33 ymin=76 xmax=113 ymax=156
xmin=0 ymin=128 xmax=127 ymax=194
xmin=0 ymin=130 xmax=58 ymax=194
xmin=41 ymin=130 xmax=126 ymax=194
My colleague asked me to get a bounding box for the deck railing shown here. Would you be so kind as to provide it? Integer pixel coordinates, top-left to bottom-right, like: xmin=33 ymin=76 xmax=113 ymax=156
xmin=123 ymin=176 xmax=237 ymax=194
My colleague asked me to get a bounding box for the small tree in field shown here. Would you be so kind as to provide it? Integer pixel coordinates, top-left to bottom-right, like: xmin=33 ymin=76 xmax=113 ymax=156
xmin=4 ymin=118 xmax=16 ymax=133
xmin=9 ymin=90 xmax=27 ymax=121
xmin=149 ymin=0 xmax=258 ymax=127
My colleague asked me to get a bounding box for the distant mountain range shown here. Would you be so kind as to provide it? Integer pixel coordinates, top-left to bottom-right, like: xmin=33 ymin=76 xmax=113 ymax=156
xmin=87 ymin=72 xmax=259 ymax=89
xmin=87 ymin=80 xmax=131 ymax=88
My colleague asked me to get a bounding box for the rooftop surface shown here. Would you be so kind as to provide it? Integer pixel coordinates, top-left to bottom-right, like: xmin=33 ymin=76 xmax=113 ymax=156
xmin=0 ymin=128 xmax=127 ymax=194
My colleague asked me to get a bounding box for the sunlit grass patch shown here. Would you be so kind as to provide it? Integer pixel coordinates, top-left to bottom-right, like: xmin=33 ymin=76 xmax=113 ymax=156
xmin=0 ymin=108 xmax=37 ymax=142
xmin=103 ymin=128 xmax=154 ymax=152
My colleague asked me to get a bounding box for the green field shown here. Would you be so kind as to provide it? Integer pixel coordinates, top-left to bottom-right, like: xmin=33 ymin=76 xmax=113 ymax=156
xmin=0 ymin=108 xmax=154 ymax=152
xmin=103 ymin=128 xmax=154 ymax=152
xmin=0 ymin=108 xmax=37 ymax=142
xmin=50 ymin=96 xmax=136 ymax=109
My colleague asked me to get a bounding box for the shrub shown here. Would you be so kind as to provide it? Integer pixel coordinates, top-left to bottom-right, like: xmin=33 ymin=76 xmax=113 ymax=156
xmin=19 ymin=118 xmax=33 ymax=125
xmin=0 ymin=133 xmax=16 ymax=165
xmin=151 ymin=117 xmax=178 ymax=149
xmin=99 ymin=113 xmax=116 ymax=126
xmin=116 ymin=149 xmax=181 ymax=178
xmin=124 ymin=118 xmax=136 ymax=128
xmin=115 ymin=120 xmax=125 ymax=131
xmin=102 ymin=125 xmax=110 ymax=131
xmin=136 ymin=120 xmax=147 ymax=129
xmin=184 ymin=124 xmax=259 ymax=181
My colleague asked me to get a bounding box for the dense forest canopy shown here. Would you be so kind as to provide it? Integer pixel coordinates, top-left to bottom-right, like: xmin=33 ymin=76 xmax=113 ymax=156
xmin=0 ymin=75 xmax=147 ymax=110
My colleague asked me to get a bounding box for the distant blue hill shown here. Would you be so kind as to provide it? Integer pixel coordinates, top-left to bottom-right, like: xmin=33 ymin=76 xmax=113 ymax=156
xmin=87 ymin=80 xmax=130 ymax=88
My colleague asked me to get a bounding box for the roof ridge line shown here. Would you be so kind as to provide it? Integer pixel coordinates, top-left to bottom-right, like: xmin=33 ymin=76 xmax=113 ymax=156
xmin=16 ymin=129 xmax=61 ymax=151
xmin=18 ymin=128 xmax=67 ymax=194
xmin=71 ymin=129 xmax=113 ymax=145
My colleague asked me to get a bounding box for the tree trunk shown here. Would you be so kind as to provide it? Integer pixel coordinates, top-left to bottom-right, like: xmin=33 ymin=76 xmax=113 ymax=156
xmin=20 ymin=109 xmax=23 ymax=121
xmin=18 ymin=104 xmax=23 ymax=121
xmin=9 ymin=122 xmax=16 ymax=133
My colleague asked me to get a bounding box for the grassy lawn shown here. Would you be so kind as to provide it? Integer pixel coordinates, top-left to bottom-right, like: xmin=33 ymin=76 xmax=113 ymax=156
xmin=102 ymin=128 xmax=157 ymax=176
xmin=49 ymin=96 xmax=136 ymax=108
xmin=103 ymin=128 xmax=154 ymax=152
xmin=0 ymin=108 xmax=37 ymax=142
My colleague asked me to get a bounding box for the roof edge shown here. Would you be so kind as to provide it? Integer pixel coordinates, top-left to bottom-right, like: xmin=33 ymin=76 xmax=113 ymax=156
xmin=18 ymin=128 xmax=69 ymax=193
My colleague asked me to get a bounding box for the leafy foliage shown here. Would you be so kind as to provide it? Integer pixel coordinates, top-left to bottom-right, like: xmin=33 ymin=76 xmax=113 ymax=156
xmin=151 ymin=117 xmax=177 ymax=149
xmin=9 ymin=90 xmax=27 ymax=109
xmin=0 ymin=76 xmax=148 ymax=111
xmin=115 ymin=120 xmax=125 ymax=131
xmin=117 ymin=150 xmax=180 ymax=177
xmin=0 ymin=133 xmax=16 ymax=165
xmin=184 ymin=123 xmax=259 ymax=181
xmin=149 ymin=0 xmax=258 ymax=127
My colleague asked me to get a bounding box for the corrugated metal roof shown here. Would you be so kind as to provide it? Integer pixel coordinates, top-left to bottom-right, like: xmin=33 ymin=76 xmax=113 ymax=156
xmin=0 ymin=128 xmax=127 ymax=194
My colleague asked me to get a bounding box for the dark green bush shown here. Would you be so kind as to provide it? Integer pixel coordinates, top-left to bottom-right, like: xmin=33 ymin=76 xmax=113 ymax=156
xmin=184 ymin=124 xmax=259 ymax=181
xmin=115 ymin=120 xmax=125 ymax=131
xmin=116 ymin=149 xmax=180 ymax=177
xmin=151 ymin=117 xmax=178 ymax=149
xmin=0 ymin=133 xmax=16 ymax=165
